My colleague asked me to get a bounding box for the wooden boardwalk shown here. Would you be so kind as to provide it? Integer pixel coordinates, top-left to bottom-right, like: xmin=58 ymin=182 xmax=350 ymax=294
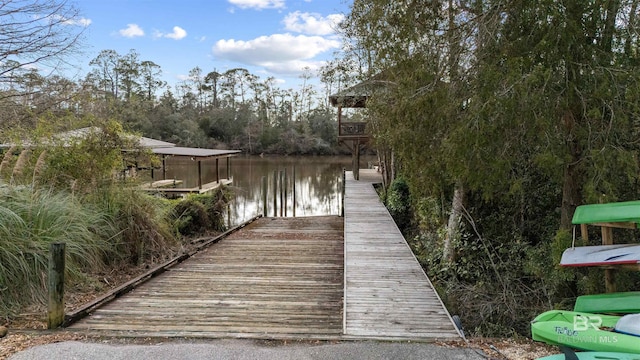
xmin=343 ymin=169 xmax=462 ymax=340
xmin=67 ymin=169 xmax=461 ymax=341
xmin=68 ymin=216 xmax=344 ymax=339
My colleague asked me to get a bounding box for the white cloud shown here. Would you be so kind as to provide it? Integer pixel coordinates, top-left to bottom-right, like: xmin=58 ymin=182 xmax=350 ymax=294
xmin=228 ymin=0 xmax=285 ymax=10
xmin=213 ymin=33 xmax=339 ymax=74
xmin=119 ymin=24 xmax=144 ymax=38
xmin=58 ymin=16 xmax=92 ymax=27
xmin=283 ymin=11 xmax=344 ymax=35
xmin=77 ymin=18 xmax=92 ymax=27
xmin=260 ymin=59 xmax=327 ymax=75
xmin=165 ymin=26 xmax=187 ymax=40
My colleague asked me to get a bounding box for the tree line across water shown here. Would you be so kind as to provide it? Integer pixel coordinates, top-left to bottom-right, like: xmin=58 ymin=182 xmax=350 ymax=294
xmin=1 ymin=48 xmax=354 ymax=155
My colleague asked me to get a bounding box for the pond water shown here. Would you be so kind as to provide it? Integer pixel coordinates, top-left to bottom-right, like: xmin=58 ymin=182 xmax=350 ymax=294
xmin=151 ymin=155 xmax=375 ymax=226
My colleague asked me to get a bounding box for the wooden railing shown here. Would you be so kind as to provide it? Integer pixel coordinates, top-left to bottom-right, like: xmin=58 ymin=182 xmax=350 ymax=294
xmin=339 ymin=122 xmax=367 ymax=138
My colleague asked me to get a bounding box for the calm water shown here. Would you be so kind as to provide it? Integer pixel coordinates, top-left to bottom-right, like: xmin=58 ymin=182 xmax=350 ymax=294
xmin=151 ymin=155 xmax=374 ymax=226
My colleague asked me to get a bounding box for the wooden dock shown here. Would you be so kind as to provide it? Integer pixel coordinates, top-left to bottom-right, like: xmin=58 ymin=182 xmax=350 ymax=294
xmin=343 ymin=169 xmax=462 ymax=340
xmin=68 ymin=216 xmax=344 ymax=339
xmin=140 ymin=179 xmax=232 ymax=195
xmin=67 ymin=169 xmax=461 ymax=341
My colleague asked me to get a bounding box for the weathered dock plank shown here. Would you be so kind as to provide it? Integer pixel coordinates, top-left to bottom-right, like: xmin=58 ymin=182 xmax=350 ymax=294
xmin=343 ymin=169 xmax=462 ymax=340
xmin=68 ymin=216 xmax=344 ymax=339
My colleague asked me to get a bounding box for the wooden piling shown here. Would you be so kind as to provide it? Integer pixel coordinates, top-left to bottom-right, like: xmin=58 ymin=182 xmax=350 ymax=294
xmin=341 ymin=169 xmax=345 ymax=217
xmin=261 ymin=176 xmax=267 ymax=217
xmin=279 ymin=170 xmax=284 ymax=217
xmin=48 ymin=242 xmax=65 ymax=329
xmin=284 ymin=168 xmax=287 ymax=217
xmin=273 ymin=171 xmax=277 ymax=217
xmin=292 ymin=166 xmax=296 ymax=217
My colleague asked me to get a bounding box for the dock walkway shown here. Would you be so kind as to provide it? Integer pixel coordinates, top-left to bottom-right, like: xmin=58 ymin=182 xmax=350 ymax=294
xmin=68 ymin=216 xmax=344 ymax=339
xmin=68 ymin=169 xmax=461 ymax=341
xmin=343 ymin=169 xmax=461 ymax=340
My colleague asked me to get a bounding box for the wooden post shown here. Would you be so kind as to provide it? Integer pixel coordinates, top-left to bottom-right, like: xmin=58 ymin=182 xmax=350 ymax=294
xmin=216 ymin=158 xmax=220 ymax=183
xmin=283 ymin=168 xmax=287 ymax=217
xmin=353 ymin=140 xmax=360 ymax=180
xmin=292 ymin=166 xmax=296 ymax=217
xmin=580 ymin=223 xmax=589 ymax=245
xmin=337 ymin=106 xmax=342 ymax=136
xmin=273 ymin=170 xmax=278 ymax=217
xmin=226 ymin=157 xmax=231 ymax=180
xmin=261 ymin=176 xmax=267 ymax=217
xmin=48 ymin=243 xmax=65 ymax=329
xmin=279 ymin=170 xmax=284 ymax=217
xmin=601 ymin=226 xmax=616 ymax=292
xmin=197 ymin=160 xmax=202 ymax=189
xmin=162 ymin=155 xmax=167 ymax=180
xmin=341 ymin=169 xmax=345 ymax=217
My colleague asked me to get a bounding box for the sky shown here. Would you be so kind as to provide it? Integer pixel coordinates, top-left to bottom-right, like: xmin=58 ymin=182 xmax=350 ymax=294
xmin=70 ymin=0 xmax=351 ymax=91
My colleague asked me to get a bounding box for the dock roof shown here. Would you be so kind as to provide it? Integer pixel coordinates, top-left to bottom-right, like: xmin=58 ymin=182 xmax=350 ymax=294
xmin=151 ymin=147 xmax=241 ymax=160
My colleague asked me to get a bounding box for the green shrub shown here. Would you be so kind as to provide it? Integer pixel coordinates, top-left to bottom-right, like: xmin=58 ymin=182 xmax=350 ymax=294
xmin=170 ymin=189 xmax=231 ymax=237
xmin=386 ymin=177 xmax=412 ymax=233
xmin=172 ymin=198 xmax=211 ymax=236
xmin=87 ymin=186 xmax=177 ymax=265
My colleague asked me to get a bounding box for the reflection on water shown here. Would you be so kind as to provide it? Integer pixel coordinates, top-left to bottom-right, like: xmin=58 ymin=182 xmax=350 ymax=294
xmin=151 ymin=155 xmax=374 ymax=226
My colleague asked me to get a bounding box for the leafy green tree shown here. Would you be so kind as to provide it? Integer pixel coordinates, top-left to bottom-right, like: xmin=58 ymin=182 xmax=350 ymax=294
xmin=336 ymin=0 xmax=640 ymax=335
xmin=140 ymin=60 xmax=166 ymax=102
xmin=117 ymin=49 xmax=141 ymax=102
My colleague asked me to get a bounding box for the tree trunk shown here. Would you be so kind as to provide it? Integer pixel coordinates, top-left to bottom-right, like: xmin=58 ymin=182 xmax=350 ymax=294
xmin=561 ymin=154 xmax=582 ymax=229
xmin=444 ymin=182 xmax=464 ymax=263
xmin=560 ymin=109 xmax=583 ymax=229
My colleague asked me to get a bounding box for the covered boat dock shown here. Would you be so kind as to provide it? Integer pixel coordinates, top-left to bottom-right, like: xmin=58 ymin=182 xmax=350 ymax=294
xmin=141 ymin=147 xmax=241 ymax=195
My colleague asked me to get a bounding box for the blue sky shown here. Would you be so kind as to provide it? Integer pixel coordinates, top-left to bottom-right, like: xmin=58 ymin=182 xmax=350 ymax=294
xmin=70 ymin=0 xmax=350 ymax=90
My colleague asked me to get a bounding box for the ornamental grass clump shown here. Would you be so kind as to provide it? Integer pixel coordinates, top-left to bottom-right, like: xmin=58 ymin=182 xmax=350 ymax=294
xmin=87 ymin=186 xmax=177 ymax=266
xmin=0 ymin=186 xmax=117 ymax=316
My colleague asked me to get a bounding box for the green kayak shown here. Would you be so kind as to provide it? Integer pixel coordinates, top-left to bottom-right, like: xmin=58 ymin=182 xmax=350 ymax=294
xmin=531 ymin=310 xmax=640 ymax=353
xmin=538 ymin=352 xmax=640 ymax=359
xmin=574 ymin=292 xmax=640 ymax=314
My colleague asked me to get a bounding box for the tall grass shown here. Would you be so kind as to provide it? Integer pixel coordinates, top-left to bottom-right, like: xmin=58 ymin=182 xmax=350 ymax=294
xmin=0 ymin=185 xmax=117 ymax=316
xmin=87 ymin=186 xmax=178 ymax=265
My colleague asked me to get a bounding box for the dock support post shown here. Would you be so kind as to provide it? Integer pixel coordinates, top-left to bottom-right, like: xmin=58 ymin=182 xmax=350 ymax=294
xmin=354 ymin=140 xmax=360 ymax=180
xmin=279 ymin=170 xmax=284 ymax=217
xmin=341 ymin=169 xmax=345 ymax=217
xmin=162 ymin=155 xmax=167 ymax=180
xmin=284 ymin=168 xmax=287 ymax=217
xmin=216 ymin=158 xmax=220 ymax=184
xmin=273 ymin=171 xmax=277 ymax=217
xmin=197 ymin=160 xmax=202 ymax=190
xmin=48 ymin=243 xmax=65 ymax=329
xmin=261 ymin=176 xmax=267 ymax=217
xmin=292 ymin=166 xmax=296 ymax=217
